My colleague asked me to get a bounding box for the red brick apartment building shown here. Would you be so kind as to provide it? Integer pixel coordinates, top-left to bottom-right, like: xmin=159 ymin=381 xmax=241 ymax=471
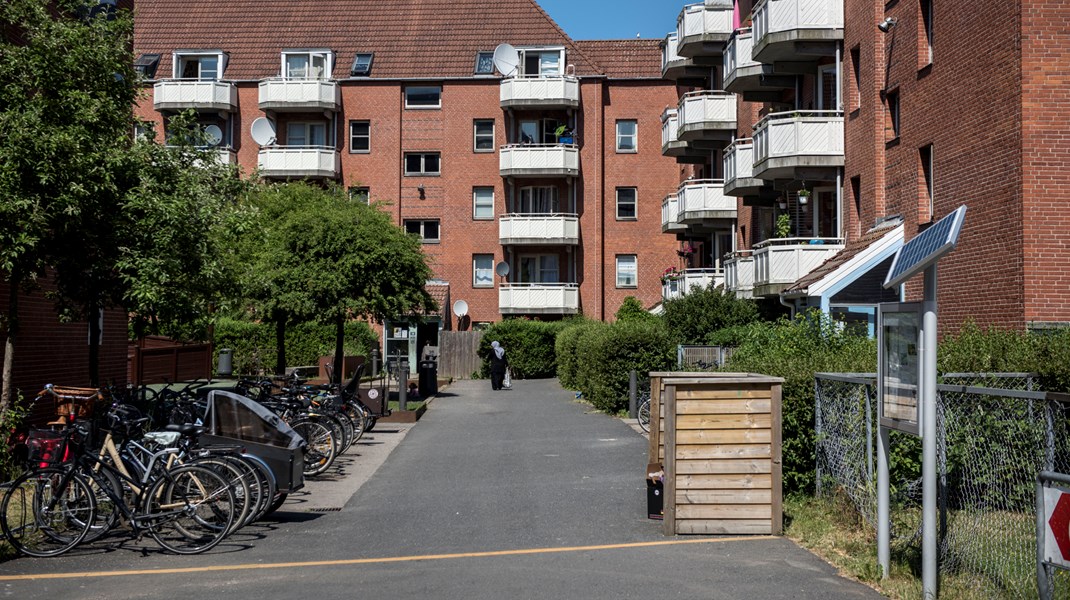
xmin=130 ymin=0 xmax=682 ymax=360
xmin=660 ymin=0 xmax=1070 ymax=334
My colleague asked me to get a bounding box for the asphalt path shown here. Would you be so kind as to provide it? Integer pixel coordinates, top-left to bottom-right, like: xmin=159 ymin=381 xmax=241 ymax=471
xmin=0 ymin=379 xmax=881 ymax=599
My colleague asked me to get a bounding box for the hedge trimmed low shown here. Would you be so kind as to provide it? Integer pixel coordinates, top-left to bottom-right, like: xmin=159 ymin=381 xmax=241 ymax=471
xmin=214 ymin=317 xmax=379 ymax=376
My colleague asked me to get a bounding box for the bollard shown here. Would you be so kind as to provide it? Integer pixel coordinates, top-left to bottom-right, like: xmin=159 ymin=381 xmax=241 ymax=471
xmin=629 ymin=370 xmax=638 ymax=419
xmin=399 ymin=359 xmax=409 ymax=411
xmin=370 ymin=348 xmax=380 ymax=378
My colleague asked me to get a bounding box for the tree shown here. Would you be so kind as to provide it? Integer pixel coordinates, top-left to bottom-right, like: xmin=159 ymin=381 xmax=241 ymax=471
xmin=234 ymin=183 xmax=436 ymax=380
xmin=0 ymin=0 xmax=138 ymax=410
xmin=615 ymin=296 xmax=657 ymax=323
xmin=661 ymin=285 xmax=761 ymax=345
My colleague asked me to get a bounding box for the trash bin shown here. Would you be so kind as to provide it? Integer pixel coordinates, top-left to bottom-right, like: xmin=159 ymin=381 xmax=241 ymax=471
xmin=419 ymin=360 xmax=438 ymax=398
xmin=217 ymin=348 xmax=233 ymax=377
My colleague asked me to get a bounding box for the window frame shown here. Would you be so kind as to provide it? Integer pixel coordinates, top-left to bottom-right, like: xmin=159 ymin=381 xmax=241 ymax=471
xmin=919 ymin=0 xmax=933 ymax=67
xmin=615 ymin=120 xmax=638 ymax=153
xmin=348 ymin=186 xmax=370 ymax=204
xmin=404 ymin=85 xmax=443 ymax=109
xmin=473 ymin=254 xmax=494 ymax=287
xmin=518 ymin=48 xmax=565 ymax=77
xmin=350 ymin=53 xmax=374 ymax=77
xmin=473 ymin=187 xmax=495 ymax=220
xmin=404 ymin=219 xmax=441 ymax=244
xmin=616 ymin=187 xmax=638 ymax=220
xmin=517 ymin=186 xmax=559 ymax=214
xmin=473 ymin=119 xmax=495 ymax=153
xmin=403 ymin=152 xmax=442 ymax=176
xmin=348 ymin=120 xmax=370 ymax=154
xmin=884 ymin=88 xmax=901 ymax=142
xmin=173 ymin=51 xmax=225 ymax=80
xmin=616 ymin=255 xmax=638 ymax=289
xmin=281 ymin=49 xmax=333 ymax=80
xmin=920 ymin=144 xmax=934 ymax=223
xmin=286 ymin=121 xmax=327 ymax=147
xmin=474 ymin=52 xmax=495 ymax=75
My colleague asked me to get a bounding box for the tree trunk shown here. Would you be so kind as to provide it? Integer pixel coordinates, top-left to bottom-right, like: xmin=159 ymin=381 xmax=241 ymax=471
xmin=274 ymin=318 xmax=286 ymax=376
xmin=0 ymin=274 xmax=18 ymax=415
xmin=333 ymin=312 xmax=345 ymax=386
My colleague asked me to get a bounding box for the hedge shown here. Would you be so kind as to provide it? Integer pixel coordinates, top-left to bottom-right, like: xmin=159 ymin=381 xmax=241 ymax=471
xmin=214 ymin=317 xmax=379 ymax=375
xmin=938 ymin=321 xmax=1070 ymax=392
xmin=555 ymin=321 xmax=602 ymax=390
xmin=565 ymin=320 xmax=676 ymax=414
xmin=477 ymin=319 xmax=575 ymax=379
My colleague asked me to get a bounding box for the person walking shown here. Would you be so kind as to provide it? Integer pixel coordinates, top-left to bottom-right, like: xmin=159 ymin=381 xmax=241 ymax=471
xmin=489 ymin=340 xmax=509 ymax=391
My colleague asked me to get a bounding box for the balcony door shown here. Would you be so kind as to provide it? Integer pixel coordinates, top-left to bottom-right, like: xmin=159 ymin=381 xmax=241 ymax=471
xmin=518 ymin=119 xmax=564 ymax=145
xmin=516 ymin=186 xmax=559 ymax=214
xmin=519 ymin=49 xmax=563 ymax=77
xmin=518 ymin=254 xmax=560 ymax=284
xmin=286 ymin=122 xmax=327 ymax=147
xmin=818 ymin=65 xmax=839 ymax=111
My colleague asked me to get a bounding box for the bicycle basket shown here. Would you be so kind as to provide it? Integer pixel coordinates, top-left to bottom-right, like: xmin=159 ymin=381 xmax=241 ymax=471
xmin=26 ymin=429 xmax=71 ymax=467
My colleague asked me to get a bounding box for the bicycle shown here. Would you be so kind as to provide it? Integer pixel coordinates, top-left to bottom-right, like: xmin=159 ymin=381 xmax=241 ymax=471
xmin=637 ymin=392 xmax=652 ymax=433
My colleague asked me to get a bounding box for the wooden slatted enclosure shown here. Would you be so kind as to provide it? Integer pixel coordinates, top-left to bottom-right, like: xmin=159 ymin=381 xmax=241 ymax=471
xmin=648 ymin=372 xmax=784 ymax=536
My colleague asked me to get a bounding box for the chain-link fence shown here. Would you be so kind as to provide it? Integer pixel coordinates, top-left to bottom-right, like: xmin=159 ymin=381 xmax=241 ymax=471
xmin=815 ymin=372 xmax=1070 ymax=598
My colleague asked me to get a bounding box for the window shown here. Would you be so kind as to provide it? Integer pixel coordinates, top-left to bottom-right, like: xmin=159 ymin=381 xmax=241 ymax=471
xmin=404 ymin=153 xmax=441 ymax=176
xmin=517 ymin=187 xmax=559 ymax=213
xmin=519 ymin=255 xmax=560 ymax=283
xmin=519 ymin=118 xmax=564 ymax=144
xmin=405 ymin=86 xmax=442 ymax=109
xmin=473 ymin=187 xmax=495 ymax=220
xmin=286 ymin=122 xmax=327 ymax=146
xmin=920 ymin=0 xmax=933 ymax=66
xmin=473 ymin=255 xmax=494 ymax=287
xmin=616 ymin=120 xmax=637 ymax=153
xmin=920 ymin=145 xmax=934 ymax=222
xmin=474 ymin=120 xmax=495 ymax=152
xmin=175 ymin=53 xmax=222 ymax=80
xmin=134 ymin=54 xmax=161 ymax=78
xmin=616 ymin=255 xmax=637 ymax=288
xmin=474 ymin=52 xmax=495 ymax=75
xmin=519 ymin=49 xmax=563 ymax=77
xmin=616 ymin=188 xmax=637 ymax=220
xmin=283 ymin=50 xmax=331 ymax=79
xmin=349 ymin=121 xmax=370 ymax=153
xmin=850 ymin=46 xmax=861 ymax=112
xmin=350 ymin=53 xmax=373 ymax=76
xmin=348 ymin=187 xmax=370 ymax=204
xmin=404 ymin=219 xmax=440 ymax=243
xmin=885 ymin=89 xmax=900 ymax=141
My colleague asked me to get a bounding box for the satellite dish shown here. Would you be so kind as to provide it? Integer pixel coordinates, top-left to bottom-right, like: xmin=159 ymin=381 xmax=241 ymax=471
xmin=203 ymin=124 xmax=223 ymax=147
xmin=452 ymin=299 xmax=469 ymax=318
xmin=494 ymin=261 xmax=510 ymax=277
xmin=250 ymin=117 xmax=276 ymax=146
xmin=492 ymin=43 xmax=520 ymax=77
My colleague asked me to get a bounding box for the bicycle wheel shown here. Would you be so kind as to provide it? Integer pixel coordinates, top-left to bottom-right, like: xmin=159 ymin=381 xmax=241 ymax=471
xmin=188 ymin=456 xmax=251 ymax=535
xmin=291 ymin=419 xmax=336 ymax=477
xmin=1 ymin=467 xmax=95 ymax=557
xmin=78 ymin=466 xmax=123 ymax=543
xmin=143 ymin=464 xmax=235 ymax=554
xmin=637 ymin=398 xmax=651 ymax=433
xmin=241 ymin=453 xmax=277 ymax=523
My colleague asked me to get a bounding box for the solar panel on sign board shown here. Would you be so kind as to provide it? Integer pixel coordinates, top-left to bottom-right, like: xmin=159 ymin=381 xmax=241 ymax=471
xmin=883 ymin=205 xmax=967 ymax=289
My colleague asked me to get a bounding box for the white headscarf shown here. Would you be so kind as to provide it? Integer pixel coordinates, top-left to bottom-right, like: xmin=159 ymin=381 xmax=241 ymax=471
xmin=491 ymin=340 xmax=505 ymax=360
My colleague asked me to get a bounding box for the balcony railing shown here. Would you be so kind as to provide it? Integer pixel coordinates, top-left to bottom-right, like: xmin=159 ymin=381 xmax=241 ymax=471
xmin=257 ymin=146 xmax=340 ymax=179
xmin=661 ymin=32 xmax=707 ymax=81
xmin=500 ymin=76 xmax=580 ymax=109
xmin=723 ymin=139 xmax=768 ymax=197
xmin=752 ymin=0 xmax=844 ymax=64
xmin=154 ymin=80 xmax=237 ymax=112
xmin=661 ymin=194 xmax=686 ymax=233
xmin=499 ymin=144 xmax=579 ymax=178
xmin=663 ymin=268 xmax=725 ymax=301
xmin=723 ymin=28 xmax=764 ymax=93
xmin=498 ymin=214 xmax=579 ymax=245
xmin=499 ymin=283 xmax=579 ymax=315
xmin=752 ymin=237 xmax=845 ymax=296
xmin=724 ymin=251 xmax=755 ymax=299
xmin=675 ymin=1 xmax=734 ymax=58
xmin=752 ymin=110 xmax=844 ymax=180
xmin=677 ymin=90 xmax=737 ymax=142
xmin=661 ymin=108 xmax=690 ymax=157
xmin=258 ymin=78 xmax=340 ymax=111
xmin=677 ymin=179 xmax=736 ymax=223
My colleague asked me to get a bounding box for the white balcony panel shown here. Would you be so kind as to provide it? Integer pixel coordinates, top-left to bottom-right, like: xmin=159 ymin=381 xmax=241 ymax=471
xmin=723 ymin=28 xmax=766 ymax=93
xmin=661 ymin=194 xmax=686 ymax=233
xmin=661 ymin=108 xmax=690 ymax=157
xmin=500 ymin=77 xmax=580 ymax=108
xmin=724 ymin=253 xmax=755 ymax=299
xmin=752 ymin=0 xmax=844 ymax=63
xmin=752 ymin=238 xmax=844 ymax=296
xmin=258 ymin=147 xmax=340 ymax=178
xmin=154 ymin=80 xmax=237 ymax=112
xmin=211 ymin=148 xmax=237 ymax=166
xmin=499 ymin=145 xmax=579 ymax=178
xmin=676 ymin=2 xmax=734 ymax=57
xmin=499 ymin=214 xmax=579 ymax=245
xmin=724 ymin=139 xmax=768 ymax=196
xmin=677 ymin=180 xmax=736 ymax=222
xmin=677 ymin=91 xmax=737 ymax=140
xmin=663 ymin=268 xmax=725 ymax=301
xmin=499 ymin=283 xmax=579 ymax=315
xmin=752 ymin=111 xmax=844 ymax=180
xmin=258 ymin=79 xmax=340 ymax=111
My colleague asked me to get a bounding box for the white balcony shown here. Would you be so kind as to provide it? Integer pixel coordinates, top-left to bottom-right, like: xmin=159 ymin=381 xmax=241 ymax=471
xmin=724 ymin=139 xmax=768 ymax=197
xmin=752 ymin=111 xmax=844 ymax=181
xmin=663 ymin=268 xmax=725 ymax=301
xmin=724 ymin=252 xmax=755 ymax=299
xmin=258 ymin=78 xmax=340 ymax=111
xmin=752 ymin=0 xmax=844 ymax=65
xmin=154 ymin=80 xmax=237 ymax=112
xmin=209 ymin=147 xmax=237 ymax=166
xmin=499 ymin=283 xmax=579 ymax=315
xmin=723 ymin=28 xmax=766 ymax=94
xmin=677 ymin=91 xmax=737 ymax=143
xmin=677 ymin=179 xmax=736 ymax=223
xmin=257 ymin=146 xmax=340 ymax=179
xmin=499 ymin=144 xmax=579 ymax=178
xmin=661 ymin=108 xmax=691 ymax=158
xmin=499 ymin=214 xmax=579 ymax=245
xmin=661 ymin=33 xmax=708 ymax=81
xmin=500 ymin=76 xmax=580 ymax=109
xmin=675 ymin=1 xmax=735 ymax=58
xmin=752 ymin=237 xmax=845 ymax=297
xmin=661 ymin=194 xmax=686 ymax=233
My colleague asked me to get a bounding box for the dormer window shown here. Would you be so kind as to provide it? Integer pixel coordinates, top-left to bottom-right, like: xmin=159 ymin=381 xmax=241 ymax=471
xmin=519 ymin=48 xmax=563 ymax=77
xmin=174 ymin=52 xmax=225 ymax=80
xmin=350 ymin=53 xmax=374 ymax=77
xmin=283 ymin=50 xmax=332 ymax=80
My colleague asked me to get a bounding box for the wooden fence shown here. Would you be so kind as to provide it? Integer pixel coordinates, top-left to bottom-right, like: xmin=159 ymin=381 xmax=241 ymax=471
xmin=128 ymin=338 xmax=213 ymax=386
xmin=438 ymin=331 xmax=484 ymax=379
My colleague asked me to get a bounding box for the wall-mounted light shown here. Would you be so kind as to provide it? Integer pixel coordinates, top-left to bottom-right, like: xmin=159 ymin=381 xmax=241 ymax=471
xmin=878 ymin=17 xmax=898 ymax=33
xmin=417 ymin=184 xmax=426 ymax=199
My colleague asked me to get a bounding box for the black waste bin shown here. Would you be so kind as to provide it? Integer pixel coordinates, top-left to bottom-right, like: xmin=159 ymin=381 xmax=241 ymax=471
xmin=419 ymin=360 xmax=438 ymax=398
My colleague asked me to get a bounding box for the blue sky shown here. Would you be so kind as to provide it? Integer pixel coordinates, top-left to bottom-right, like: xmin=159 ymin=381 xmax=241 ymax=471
xmin=537 ymin=0 xmax=697 ymax=40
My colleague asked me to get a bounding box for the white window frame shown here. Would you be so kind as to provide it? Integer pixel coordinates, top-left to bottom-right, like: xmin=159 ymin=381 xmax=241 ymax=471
xmin=518 ymin=47 xmax=565 ymax=78
xmin=404 ymin=152 xmax=441 ymax=176
xmin=281 ymin=49 xmax=333 ymax=80
xmin=616 ymin=120 xmax=637 ymax=153
xmin=349 ymin=120 xmax=370 ymax=153
xmin=473 ymin=119 xmax=495 ymax=153
xmin=473 ymin=187 xmax=495 ymax=220
xmin=518 ymin=254 xmax=560 ymax=284
xmin=616 ymin=255 xmax=637 ymax=288
xmin=473 ymin=254 xmax=494 ymax=287
xmin=405 ymin=86 xmax=442 ymax=109
xmin=517 ymin=186 xmax=559 ymax=214
xmin=404 ymin=219 xmax=440 ymax=243
xmin=348 ymin=187 xmax=370 ymax=204
xmin=286 ymin=121 xmax=327 ymax=147
xmin=616 ymin=187 xmax=637 ymax=220
xmin=173 ymin=51 xmax=225 ymax=80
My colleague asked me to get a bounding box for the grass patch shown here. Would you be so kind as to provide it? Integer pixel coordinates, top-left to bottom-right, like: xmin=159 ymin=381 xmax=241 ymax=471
xmin=388 ymin=400 xmax=425 ymax=412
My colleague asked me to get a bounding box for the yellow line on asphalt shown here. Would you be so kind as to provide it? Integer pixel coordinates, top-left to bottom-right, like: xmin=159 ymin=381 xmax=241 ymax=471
xmin=0 ymin=536 xmax=775 ymax=582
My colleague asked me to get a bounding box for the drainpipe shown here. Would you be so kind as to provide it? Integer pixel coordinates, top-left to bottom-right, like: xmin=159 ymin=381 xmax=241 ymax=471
xmin=779 ymin=294 xmax=797 ymax=318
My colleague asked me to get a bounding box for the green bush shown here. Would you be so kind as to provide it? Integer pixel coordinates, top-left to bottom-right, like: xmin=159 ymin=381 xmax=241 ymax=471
xmin=214 ymin=317 xmax=379 ymax=375
xmin=478 ymin=319 xmax=574 ymax=379
xmin=615 ymin=296 xmax=657 ymax=323
xmin=555 ymin=320 xmax=600 ymax=389
xmin=572 ymin=320 xmax=676 ymax=414
xmin=661 ymin=285 xmax=762 ymax=344
xmin=938 ymin=321 xmax=1070 ymax=392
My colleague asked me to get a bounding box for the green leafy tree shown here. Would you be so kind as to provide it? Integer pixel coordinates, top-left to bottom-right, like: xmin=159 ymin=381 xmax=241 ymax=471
xmin=661 ymin=284 xmax=761 ymax=345
xmin=615 ymin=296 xmax=656 ymax=323
xmin=0 ymin=0 xmax=138 ymax=409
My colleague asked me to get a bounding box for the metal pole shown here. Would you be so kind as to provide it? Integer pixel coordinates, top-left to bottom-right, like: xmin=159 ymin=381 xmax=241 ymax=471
xmin=922 ymin=265 xmax=939 ymax=599
xmin=399 ymin=359 xmax=409 ymax=412
xmin=864 ymin=382 xmax=874 ymax=484
xmin=629 ymin=370 xmax=638 ymax=419
xmin=814 ymin=377 xmax=823 ymax=499
xmin=878 ymin=424 xmax=891 ymax=578
xmin=1038 ymin=477 xmax=1052 ymax=600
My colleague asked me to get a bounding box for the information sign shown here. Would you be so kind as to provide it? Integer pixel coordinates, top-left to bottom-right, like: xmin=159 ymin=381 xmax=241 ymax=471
xmin=878 ymin=302 xmax=923 ymax=435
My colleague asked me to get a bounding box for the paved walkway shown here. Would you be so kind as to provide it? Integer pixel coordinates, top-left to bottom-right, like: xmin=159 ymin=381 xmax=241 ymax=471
xmin=0 ymin=379 xmax=881 ymax=600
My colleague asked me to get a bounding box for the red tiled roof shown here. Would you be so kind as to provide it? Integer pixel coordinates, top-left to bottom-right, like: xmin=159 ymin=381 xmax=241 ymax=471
xmin=134 ymin=0 xmax=612 ymax=80
xmin=573 ymin=39 xmax=665 ymax=79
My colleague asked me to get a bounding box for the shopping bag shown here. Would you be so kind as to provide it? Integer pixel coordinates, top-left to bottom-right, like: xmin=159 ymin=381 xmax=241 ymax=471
xmin=503 ymin=368 xmax=512 ymax=389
